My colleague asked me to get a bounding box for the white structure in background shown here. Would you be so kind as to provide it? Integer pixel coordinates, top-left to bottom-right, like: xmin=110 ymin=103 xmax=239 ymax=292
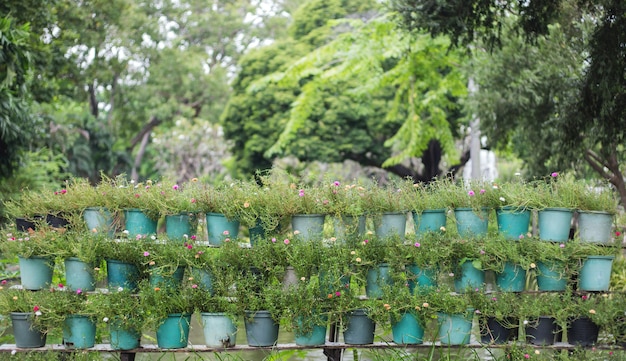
xmin=463 ymin=148 xmax=498 ymax=182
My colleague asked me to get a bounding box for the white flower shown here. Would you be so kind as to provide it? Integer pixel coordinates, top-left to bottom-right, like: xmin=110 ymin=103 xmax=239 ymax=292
xmin=122 ymin=230 xmax=129 ymax=235
xmin=11 ymin=350 xmax=16 ymax=355
xmin=35 ymin=311 xmax=42 ymax=316
xmin=118 ymin=287 xmax=124 ymax=292
xmin=151 ymin=235 xmax=156 ymax=240
xmin=103 ymin=317 xmax=109 ymax=323
xmin=499 ymin=197 xmax=506 ymax=202
xmin=523 ymin=320 xmax=529 ymax=325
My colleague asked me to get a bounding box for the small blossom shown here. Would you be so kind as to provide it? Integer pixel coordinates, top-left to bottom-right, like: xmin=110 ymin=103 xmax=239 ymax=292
xmin=519 ymin=234 xmax=524 ymax=239
xmin=298 ymin=189 xmax=305 ymax=197
xmin=333 ymin=181 xmax=340 ymax=186
xmin=529 ymin=263 xmax=536 ymax=269
xmin=616 ymin=231 xmax=622 ymax=237
xmin=223 ymin=230 xmax=230 ymax=236
xmin=33 ymin=306 xmax=40 ymax=312
xmin=440 ymin=226 xmax=446 ymax=232
xmin=559 ymin=243 xmax=565 ymax=248
xmin=350 ymin=251 xmax=356 ymax=255
xmin=329 ymin=237 xmax=336 ymax=242
xmin=271 ymin=238 xmax=277 ymax=243
xmin=293 ymin=230 xmax=300 ymax=235
xmin=188 ymin=277 xmax=194 ymax=281
xmin=224 ymin=238 xmax=230 ymax=242
xmin=149 ymin=261 xmax=155 ymax=266
xmin=535 ymin=350 xmax=540 ymax=355
xmin=1 ymin=280 xmax=7 ymax=285
xmin=582 ymin=295 xmax=588 ymax=300
xmin=35 ymin=311 xmax=42 ymax=316
xmin=76 ymin=289 xmax=82 ymax=294
xmin=363 ymin=239 xmax=369 ymax=244
xmin=134 ymin=194 xmax=140 ymax=198
xmin=12 ymin=296 xmax=18 ymax=300
xmin=524 ymin=354 xmax=530 ymax=359
xmin=422 ymin=302 xmax=429 ymax=308
xmin=190 ymin=235 xmax=197 ymax=240
xmin=243 ymin=202 xmax=250 ymax=208
xmin=11 ymin=350 xmax=16 ymax=355
xmin=123 ymin=230 xmax=130 ymax=235
xmin=448 ymin=273 xmax=454 ymax=277
xmin=589 ymin=309 xmax=596 ymax=314
xmin=414 ymin=242 xmax=421 ymax=247
xmin=135 ymin=234 xmax=142 ymax=240
xmin=151 ymin=235 xmax=156 ymax=240
xmin=300 ymin=277 xmax=306 ymax=281
xmin=475 ymin=310 xmax=481 ymax=314
xmin=191 ymin=178 xmax=198 ymax=182
xmin=154 ymin=287 xmax=161 ymax=291
xmin=284 ymin=239 xmax=290 ymax=245
xmin=103 ymin=317 xmax=109 ymax=323
xmin=335 ymin=291 xmax=341 ymax=297
xmin=479 ymin=250 xmax=485 ymax=255
xmin=60 ymin=189 xmax=67 ymax=194
xmin=355 ymin=257 xmax=362 ymax=263
xmin=468 ymin=190 xmax=475 ymax=196
xmin=327 ymin=294 xmax=333 ymax=299
xmin=499 ymin=197 xmax=506 ymax=202
xmin=551 ymin=172 xmax=558 ymax=177
xmin=187 ymin=244 xmax=192 ymax=250
xmin=479 ymin=189 xmax=485 ymax=194
xmin=523 ymin=320 xmax=529 ymax=325
xmin=58 ymin=283 xmax=64 ymax=288
xmin=143 ymin=251 xmax=150 ymax=257
xmin=191 ymin=284 xmax=198 ymax=289
xmin=172 ymin=184 xmax=179 ymax=190
xmin=383 ymin=304 xmax=391 ymax=310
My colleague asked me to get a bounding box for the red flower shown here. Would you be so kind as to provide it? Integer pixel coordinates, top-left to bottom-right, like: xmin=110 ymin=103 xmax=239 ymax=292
xmin=33 ymin=306 xmax=40 ymax=312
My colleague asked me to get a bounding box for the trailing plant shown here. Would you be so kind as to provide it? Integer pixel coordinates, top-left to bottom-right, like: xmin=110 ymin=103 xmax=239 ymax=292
xmin=89 ymin=288 xmax=145 ymax=334
xmin=138 ymin=280 xmax=194 ymax=330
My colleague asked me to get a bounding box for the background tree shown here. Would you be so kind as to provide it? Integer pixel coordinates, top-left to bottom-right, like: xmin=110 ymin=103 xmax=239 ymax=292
xmin=392 ymin=0 xmax=626 ymax=204
xmin=222 ymin=0 xmax=469 ymax=182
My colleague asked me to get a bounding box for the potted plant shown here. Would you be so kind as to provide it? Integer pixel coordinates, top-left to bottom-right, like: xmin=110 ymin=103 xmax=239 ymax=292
xmin=427 ymin=288 xmax=475 ymax=345
xmin=569 ymin=240 xmax=619 ymax=292
xmin=363 ymin=182 xmax=408 ymax=240
xmin=317 ymin=240 xmax=353 ymax=298
xmin=286 ymin=183 xmax=330 ymax=241
xmin=492 ymin=179 xmax=534 ymax=240
xmin=89 ymin=288 xmax=144 ymax=350
xmin=351 ymin=235 xmax=395 ymax=299
xmin=482 ymin=235 xmax=533 ymax=292
xmin=56 ymin=230 xmax=106 ymax=292
xmin=322 ymin=179 xmax=367 ymax=239
xmin=575 ymin=180 xmax=618 ymax=244
xmin=141 ymin=238 xmax=188 ymax=290
xmin=0 ymin=287 xmax=51 ymax=348
xmin=518 ymin=292 xmax=565 ymax=346
xmin=444 ymin=179 xmax=496 ymax=238
xmin=0 ymin=228 xmax=58 ymax=290
xmin=470 ymin=291 xmax=520 ymax=344
xmin=283 ymin=279 xmax=329 ymax=346
xmin=40 ymin=288 xmax=98 ymax=349
xmin=190 ymin=289 xmax=239 ymax=348
xmin=402 ymin=179 xmax=450 ymax=237
xmin=525 ymin=238 xmax=573 ymax=291
xmin=138 ymin=280 xmax=194 ymax=349
xmin=155 ymin=179 xmax=201 ymax=241
xmin=235 ymin=281 xmax=286 ymax=347
xmin=101 ymin=236 xmax=148 ymax=292
xmin=533 ymin=172 xmax=579 ymax=242
xmin=446 ymin=238 xmax=490 ymax=293
xmin=107 ymin=175 xmax=162 ymax=237
xmin=562 ymin=292 xmax=616 ymax=347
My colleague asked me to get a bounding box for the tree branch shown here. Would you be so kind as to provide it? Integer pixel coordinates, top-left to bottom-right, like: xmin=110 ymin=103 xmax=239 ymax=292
xmin=128 ymin=116 xmax=161 ymax=151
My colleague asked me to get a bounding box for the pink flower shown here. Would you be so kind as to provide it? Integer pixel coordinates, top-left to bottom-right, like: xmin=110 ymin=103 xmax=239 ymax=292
xmin=76 ymin=289 xmax=82 ymax=295
xmin=187 ymin=244 xmax=193 ymax=250
xmin=190 ymin=235 xmax=197 ymax=240
xmin=551 ymin=172 xmax=558 ymax=177
xmin=524 ymin=354 xmax=530 ymax=359
xmin=559 ymin=243 xmax=565 ymax=248
xmin=58 ymin=283 xmax=64 ymax=288
xmin=616 ymin=231 xmax=622 ymax=237
xmin=173 ymin=184 xmax=179 ymax=190
xmin=33 ymin=306 xmax=40 ymax=312
xmin=191 ymin=284 xmax=198 ymax=289
xmin=519 ymin=234 xmax=524 ymax=239
xmin=60 ymin=189 xmax=67 ymax=194
xmin=414 ymin=242 xmax=420 ymax=247
xmin=143 ymin=251 xmax=150 ymax=257
xmin=271 ymin=238 xmax=277 ymax=243
xmin=335 ymin=291 xmax=341 ymax=297
xmin=298 ymin=189 xmax=305 ymax=197
xmin=284 ymin=239 xmax=290 ymax=245
xmin=468 ymin=190 xmax=475 ymax=196
xmin=1 ymin=280 xmax=6 ymax=285
xmin=491 ymin=297 xmax=497 ymax=301
xmin=134 ymin=194 xmax=140 ymax=198
xmin=333 ymin=181 xmax=340 ymax=186
xmin=224 ymin=238 xmax=230 ymax=242
xmin=479 ymin=250 xmax=485 ymax=255
xmin=363 ymin=239 xmax=369 ymax=244
xmin=582 ymin=295 xmax=588 ymax=300
xmin=479 ymin=189 xmax=485 ymax=194
xmin=223 ymin=230 xmax=230 ymax=236
xmin=191 ymin=198 xmax=196 ymax=203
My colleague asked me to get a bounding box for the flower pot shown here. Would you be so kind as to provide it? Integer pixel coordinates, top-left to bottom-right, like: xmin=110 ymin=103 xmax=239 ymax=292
xmin=206 ymin=212 xmax=240 ymax=246
xmin=282 ymin=266 xmax=298 ymax=290
xmin=123 ymin=208 xmax=157 ymax=237
xmin=454 ymin=207 xmax=489 ymax=238
xmin=244 ymin=310 xmax=279 ymax=347
xmin=391 ymin=312 xmax=424 ymax=345
xmin=525 ymin=316 xmax=558 ymax=346
xmin=64 ymin=257 xmax=96 ymax=291
xmin=165 ymin=213 xmax=193 ymax=241
xmin=538 ymin=207 xmax=573 ymax=242
xmin=536 ymin=261 xmax=567 ymax=291
xmin=201 ymin=312 xmax=237 ymax=348
xmin=149 ymin=265 xmax=185 ymax=290
xmin=479 ymin=317 xmax=518 ymax=344
xmin=294 ymin=314 xmax=327 ymax=346
xmin=437 ymin=312 xmax=473 ymax=345
xmin=567 ymin=317 xmax=599 ymax=347
xmin=46 ymin=213 xmax=70 ymax=228
xmin=413 ymin=209 xmax=447 ymax=237
xmin=106 ymin=259 xmax=141 ymax=292
xmin=343 ymin=309 xmax=375 ymax=345
xmin=333 ymin=215 xmax=366 ymax=241
xmin=248 ymin=219 xmax=266 ymax=247
xmin=578 ymin=255 xmax=614 ymax=291
xmin=318 ymin=271 xmax=350 ymax=297
xmin=10 ymin=312 xmax=46 ymax=348
xmin=366 ymin=263 xmax=393 ymax=298
xmin=83 ymin=207 xmax=115 ymax=238
xmin=374 ymin=212 xmax=407 ymax=240
xmin=63 ymin=315 xmax=96 ymax=349
xmin=18 ymin=256 xmax=54 ymax=290
xmin=291 ymin=214 xmax=326 ymax=241
xmin=156 ymin=313 xmax=192 ymax=349
xmin=454 ymin=260 xmax=485 ymax=293
xmin=495 ymin=262 xmax=526 ymax=292
xmin=496 ymin=207 xmax=530 ymax=240
xmin=578 ymin=210 xmax=613 ymax=244
xmin=189 ymin=267 xmax=214 ymax=295
xmin=109 ymin=319 xmax=141 ymax=350
xmin=407 ymin=265 xmax=437 ymax=293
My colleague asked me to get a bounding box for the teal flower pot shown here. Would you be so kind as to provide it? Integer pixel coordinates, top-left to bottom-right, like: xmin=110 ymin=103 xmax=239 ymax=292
xmin=437 ymin=312 xmax=473 ymax=345
xmin=291 ymin=214 xmax=326 ymax=241
xmin=391 ymin=312 xmax=424 ymax=344
xmin=454 ymin=260 xmax=485 ymax=293
xmin=496 ymin=207 xmax=530 ymax=240
xmin=538 ymin=208 xmax=573 ymax=242
xmin=18 ymin=256 xmax=54 ymax=290
xmin=110 ymin=320 xmax=141 ymax=350
xmin=106 ymin=259 xmax=141 ymax=292
xmin=124 ymin=208 xmax=157 ymax=237
xmin=454 ymin=207 xmax=489 ymax=238
xmin=206 ymin=213 xmax=240 ymax=246
xmin=413 ymin=209 xmax=447 ymax=236
xmin=366 ymin=263 xmax=393 ymax=298
xmin=244 ymin=310 xmax=279 ymax=347
xmin=579 ymin=256 xmax=614 ymax=291
xmin=407 ymin=265 xmax=437 ymax=293
xmin=343 ymin=309 xmax=375 ymax=345
xmin=201 ymin=312 xmax=237 ymax=348
xmin=63 ymin=315 xmax=96 ymax=349
xmin=248 ymin=219 xmax=266 ymax=247
xmin=294 ymin=314 xmax=328 ymax=346
xmin=64 ymin=257 xmax=96 ymax=291
xmin=156 ymin=313 xmax=192 ymax=349
xmin=149 ymin=265 xmax=185 ymax=290
xmin=11 ymin=312 xmax=46 ymax=348
xmin=189 ymin=267 xmax=214 ymax=295
xmin=374 ymin=212 xmax=407 ymax=240
xmin=165 ymin=213 xmax=194 ymax=241
xmin=495 ymin=262 xmax=526 ymax=292
xmin=333 ymin=215 xmax=366 ymax=241
xmin=578 ymin=211 xmax=613 ymax=244
xmin=83 ymin=207 xmax=114 ymax=238
xmin=536 ymin=261 xmax=567 ymax=291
